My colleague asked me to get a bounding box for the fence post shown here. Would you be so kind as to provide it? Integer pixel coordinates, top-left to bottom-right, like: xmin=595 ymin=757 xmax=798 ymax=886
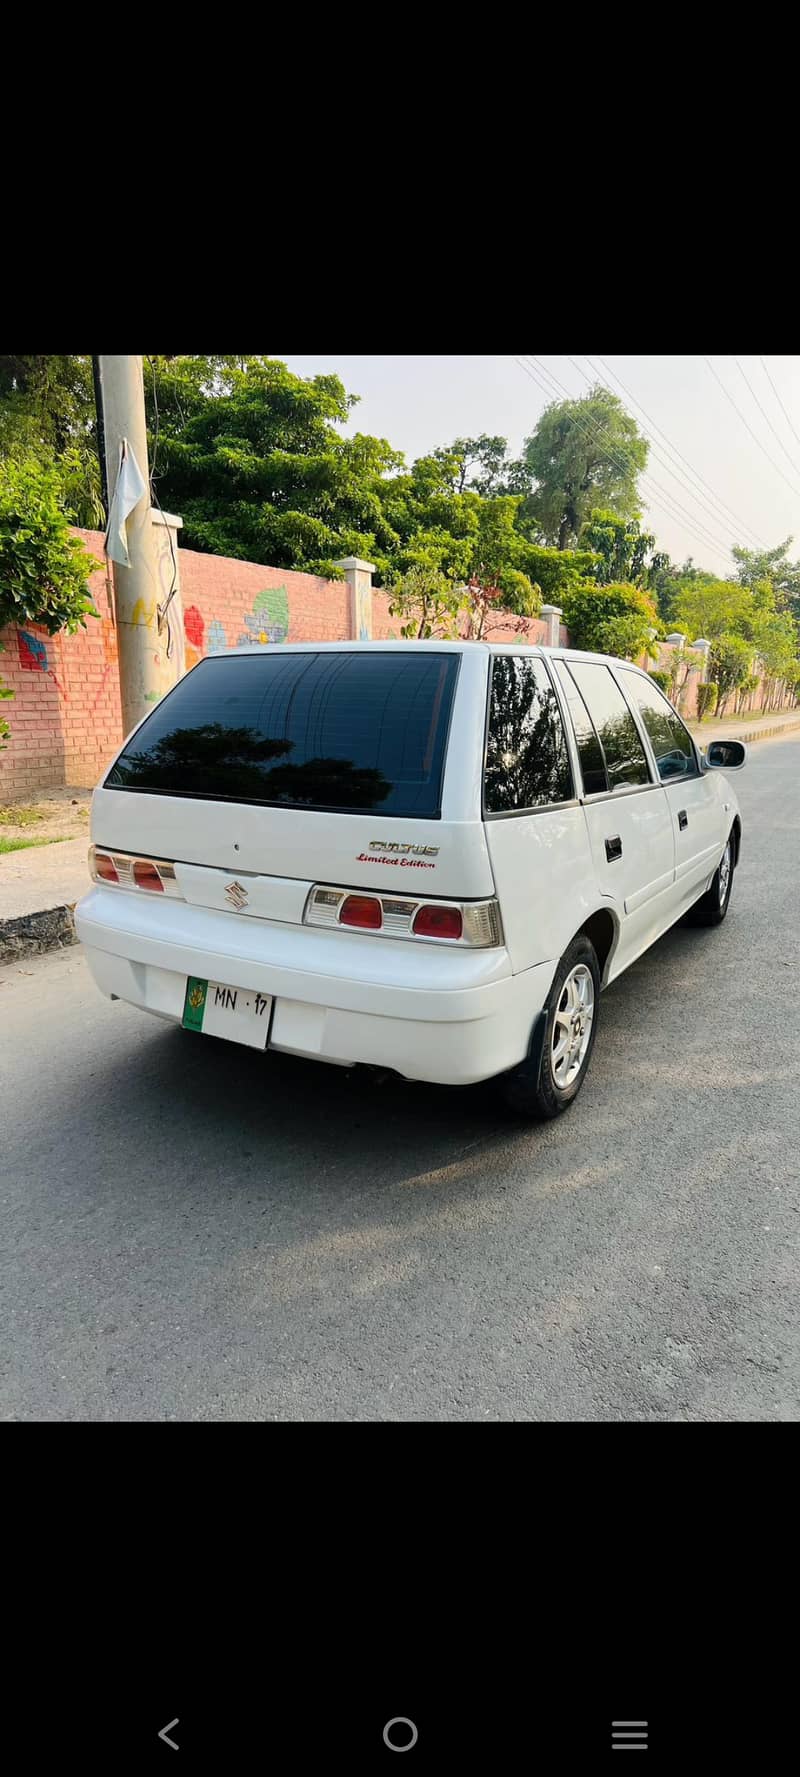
xmin=335 ymin=557 xmax=375 ymax=641
xmin=540 ymin=604 xmax=563 ymax=647
xmin=691 ymin=638 xmax=711 ymax=683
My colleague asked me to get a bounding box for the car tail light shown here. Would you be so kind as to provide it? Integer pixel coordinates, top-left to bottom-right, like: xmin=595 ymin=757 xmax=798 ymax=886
xmin=88 ymin=847 xmax=182 ymax=897
xmin=412 ymin=903 xmax=463 ymax=940
xmin=133 ymin=859 xmax=164 ymax=892
xmin=305 ymin=885 xmax=503 ymax=947
xmin=90 ymin=847 xmax=119 ymax=884
xmin=340 ymin=894 xmax=383 ymax=930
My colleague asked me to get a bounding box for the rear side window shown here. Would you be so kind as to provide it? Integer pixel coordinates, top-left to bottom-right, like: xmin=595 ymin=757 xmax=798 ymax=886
xmin=552 ymin=660 xmax=607 ymax=796
xmin=619 ymin=670 xmax=699 ymax=781
xmin=485 ymin=655 xmax=573 ymax=813
xmin=566 ymin=662 xmax=651 ymax=791
xmin=105 ymin=651 xmax=460 ymax=818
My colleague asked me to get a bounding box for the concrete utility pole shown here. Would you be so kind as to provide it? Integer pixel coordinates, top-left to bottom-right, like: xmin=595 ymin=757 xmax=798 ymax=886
xmin=95 ymin=355 xmax=167 ymax=736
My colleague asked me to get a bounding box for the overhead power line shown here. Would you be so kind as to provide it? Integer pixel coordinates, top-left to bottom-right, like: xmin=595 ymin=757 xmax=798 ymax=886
xmin=704 ymin=357 xmax=800 ymax=502
xmin=526 ymin=353 xmax=734 ymax=560
xmin=563 ymin=354 xmax=739 ymax=559
xmin=517 ymin=353 xmax=734 ymax=568
xmin=734 ymin=355 xmax=800 ymax=482
xmin=587 ymin=353 xmax=769 ymax=551
xmin=759 ymin=356 xmax=800 ymax=455
xmin=516 ymin=354 xmax=735 ymax=571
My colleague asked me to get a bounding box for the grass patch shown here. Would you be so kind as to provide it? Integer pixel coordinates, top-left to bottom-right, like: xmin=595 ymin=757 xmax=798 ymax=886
xmin=0 ymin=803 xmax=48 ymax=827
xmin=0 ymin=835 xmax=70 ymax=855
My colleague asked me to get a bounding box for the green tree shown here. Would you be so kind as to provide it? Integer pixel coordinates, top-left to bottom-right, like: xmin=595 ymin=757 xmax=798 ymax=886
xmin=0 ymin=354 xmax=104 ymax=527
xmin=387 ymin=565 xmax=461 ymax=639
xmin=750 ymin=608 xmax=800 ymax=710
xmin=143 ymin=355 xmax=404 ymax=578
xmin=379 ymin=451 xmax=477 ymax=583
xmin=433 ymin=434 xmax=529 ymax=497
xmin=647 ymin=555 xmax=718 ymax=626
xmin=521 ymin=385 xmax=648 ymax=550
xmin=665 ymin=644 xmax=702 ymax=712
xmin=732 ymin=538 xmax=800 ymax=619
xmin=560 ymin=580 xmax=659 ymax=661
xmin=462 ymin=495 xmax=541 ymax=629
xmin=581 ymin=507 xmax=668 ymax=588
xmin=696 ymin=682 xmax=718 ymax=720
xmin=708 ymin=634 xmax=753 ymax=716
xmin=673 ymin=579 xmax=755 ymax=640
xmin=735 ymin=672 xmax=759 ymax=714
xmin=0 ymin=455 xmax=99 ymax=636
xmin=387 ymin=497 xmax=544 ymax=641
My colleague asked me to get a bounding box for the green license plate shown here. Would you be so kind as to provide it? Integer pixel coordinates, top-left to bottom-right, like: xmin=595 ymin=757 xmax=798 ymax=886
xmin=182 ymin=976 xmax=271 ymax=1049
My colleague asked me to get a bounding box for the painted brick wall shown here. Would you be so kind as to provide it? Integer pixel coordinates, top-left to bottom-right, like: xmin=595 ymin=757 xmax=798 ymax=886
xmin=0 ymin=531 xmax=122 ymax=798
xmin=0 ymin=533 xmax=353 ymax=799
xmin=371 ymin=587 xmax=568 ymax=649
xmin=0 ymin=527 xmax=569 ymax=800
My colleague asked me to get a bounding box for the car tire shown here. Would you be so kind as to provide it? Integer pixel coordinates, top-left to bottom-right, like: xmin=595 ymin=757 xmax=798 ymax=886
xmin=500 ymin=934 xmax=601 ymax=1120
xmin=686 ymin=833 xmax=735 ymax=926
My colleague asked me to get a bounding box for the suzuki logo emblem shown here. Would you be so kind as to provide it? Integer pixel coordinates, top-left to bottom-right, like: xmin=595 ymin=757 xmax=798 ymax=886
xmin=224 ymin=879 xmax=249 ymax=911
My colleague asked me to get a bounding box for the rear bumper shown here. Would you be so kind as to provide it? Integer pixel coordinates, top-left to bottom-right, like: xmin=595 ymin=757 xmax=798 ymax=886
xmin=75 ymin=885 xmax=554 ymax=1086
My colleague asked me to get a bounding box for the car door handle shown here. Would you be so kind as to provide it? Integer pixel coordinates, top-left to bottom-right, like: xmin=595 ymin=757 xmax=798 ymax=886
xmin=678 ymin=810 xmax=688 ymax=830
xmin=605 ymin=835 xmax=622 ymax=862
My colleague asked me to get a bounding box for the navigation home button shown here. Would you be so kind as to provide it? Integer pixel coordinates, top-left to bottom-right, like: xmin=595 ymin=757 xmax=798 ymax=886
xmin=383 ymin=1717 xmax=418 ymax=1752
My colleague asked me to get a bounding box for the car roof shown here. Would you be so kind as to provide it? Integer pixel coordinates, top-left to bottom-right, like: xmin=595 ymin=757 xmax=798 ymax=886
xmin=217 ymin=639 xmax=648 ymax=673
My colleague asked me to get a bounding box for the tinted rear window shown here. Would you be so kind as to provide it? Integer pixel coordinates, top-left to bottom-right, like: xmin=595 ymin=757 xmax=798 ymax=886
xmin=105 ymin=651 xmax=460 ymax=818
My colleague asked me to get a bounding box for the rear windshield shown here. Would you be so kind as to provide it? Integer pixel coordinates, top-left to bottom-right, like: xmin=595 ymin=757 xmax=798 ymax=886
xmin=105 ymin=650 xmax=460 ymax=818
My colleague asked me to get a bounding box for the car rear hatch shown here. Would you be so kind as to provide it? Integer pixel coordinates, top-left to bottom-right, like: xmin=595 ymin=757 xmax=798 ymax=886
xmin=90 ymin=645 xmax=498 ymax=929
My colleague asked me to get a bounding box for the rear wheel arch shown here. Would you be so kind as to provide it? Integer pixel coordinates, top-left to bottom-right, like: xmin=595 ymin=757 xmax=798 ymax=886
xmin=575 ymin=907 xmax=617 ymax=985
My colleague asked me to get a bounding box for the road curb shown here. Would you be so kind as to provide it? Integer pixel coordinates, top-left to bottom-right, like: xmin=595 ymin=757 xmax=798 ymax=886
xmin=692 ymin=717 xmax=800 ymax=746
xmin=0 ymin=903 xmax=78 ymax=964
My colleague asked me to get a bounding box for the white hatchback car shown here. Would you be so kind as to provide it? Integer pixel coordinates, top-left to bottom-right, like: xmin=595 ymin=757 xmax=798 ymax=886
xmin=76 ymin=641 xmax=745 ymax=1118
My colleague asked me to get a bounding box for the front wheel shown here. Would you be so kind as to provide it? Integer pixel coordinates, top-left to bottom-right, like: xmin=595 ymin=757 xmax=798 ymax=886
xmin=500 ymin=934 xmax=601 ymax=1120
xmin=686 ymin=833 xmax=734 ymax=926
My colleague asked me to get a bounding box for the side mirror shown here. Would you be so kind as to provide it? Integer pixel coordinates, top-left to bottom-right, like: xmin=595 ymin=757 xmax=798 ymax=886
xmin=705 ymin=739 xmax=747 ymax=770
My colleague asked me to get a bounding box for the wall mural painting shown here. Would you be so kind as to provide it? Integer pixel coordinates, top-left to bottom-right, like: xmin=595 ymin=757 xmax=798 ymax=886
xmin=16 ymin=626 xmax=67 ymax=697
xmin=131 ymin=596 xmax=157 ymax=628
xmin=18 ymin=630 xmax=48 ymax=672
xmin=207 ymin=620 xmax=228 ymax=654
xmin=237 ymin=586 xmax=289 ymax=647
xmin=183 ymin=604 xmax=205 ymax=671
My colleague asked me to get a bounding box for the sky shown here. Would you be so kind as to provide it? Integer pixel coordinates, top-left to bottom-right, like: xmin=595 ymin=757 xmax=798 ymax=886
xmin=281 ymin=354 xmax=800 ymax=578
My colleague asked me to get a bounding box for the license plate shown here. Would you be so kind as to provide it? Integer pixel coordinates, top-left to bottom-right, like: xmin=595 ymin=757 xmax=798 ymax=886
xmin=182 ymin=976 xmax=271 ymax=1049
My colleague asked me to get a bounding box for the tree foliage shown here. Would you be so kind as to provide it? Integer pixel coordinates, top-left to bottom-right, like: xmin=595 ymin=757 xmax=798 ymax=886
xmin=520 ymin=386 xmax=648 ymax=550
xmin=0 ymin=455 xmax=99 ymax=635
xmin=142 ymin=355 xmax=404 ymax=578
xmin=0 ymin=355 xmax=104 ymax=527
xmin=665 ymin=644 xmax=702 ymax=711
xmin=696 ymin=682 xmax=718 ymax=720
xmin=581 ymin=508 xmax=667 ymax=588
xmin=560 ymin=580 xmax=659 ymax=662
xmin=673 ymin=579 xmax=755 ymax=640
xmin=646 ymin=555 xmax=719 ymax=626
xmin=432 ymin=434 xmax=529 ymax=497
xmin=732 ymin=537 xmax=800 ymax=619
xmin=708 ymin=634 xmax=753 ymax=715
xmin=387 ymin=565 xmax=460 ymax=639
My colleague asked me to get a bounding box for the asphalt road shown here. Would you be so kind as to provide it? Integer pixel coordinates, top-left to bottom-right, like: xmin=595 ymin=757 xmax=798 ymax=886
xmin=2 ymin=741 xmax=799 ymax=1421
